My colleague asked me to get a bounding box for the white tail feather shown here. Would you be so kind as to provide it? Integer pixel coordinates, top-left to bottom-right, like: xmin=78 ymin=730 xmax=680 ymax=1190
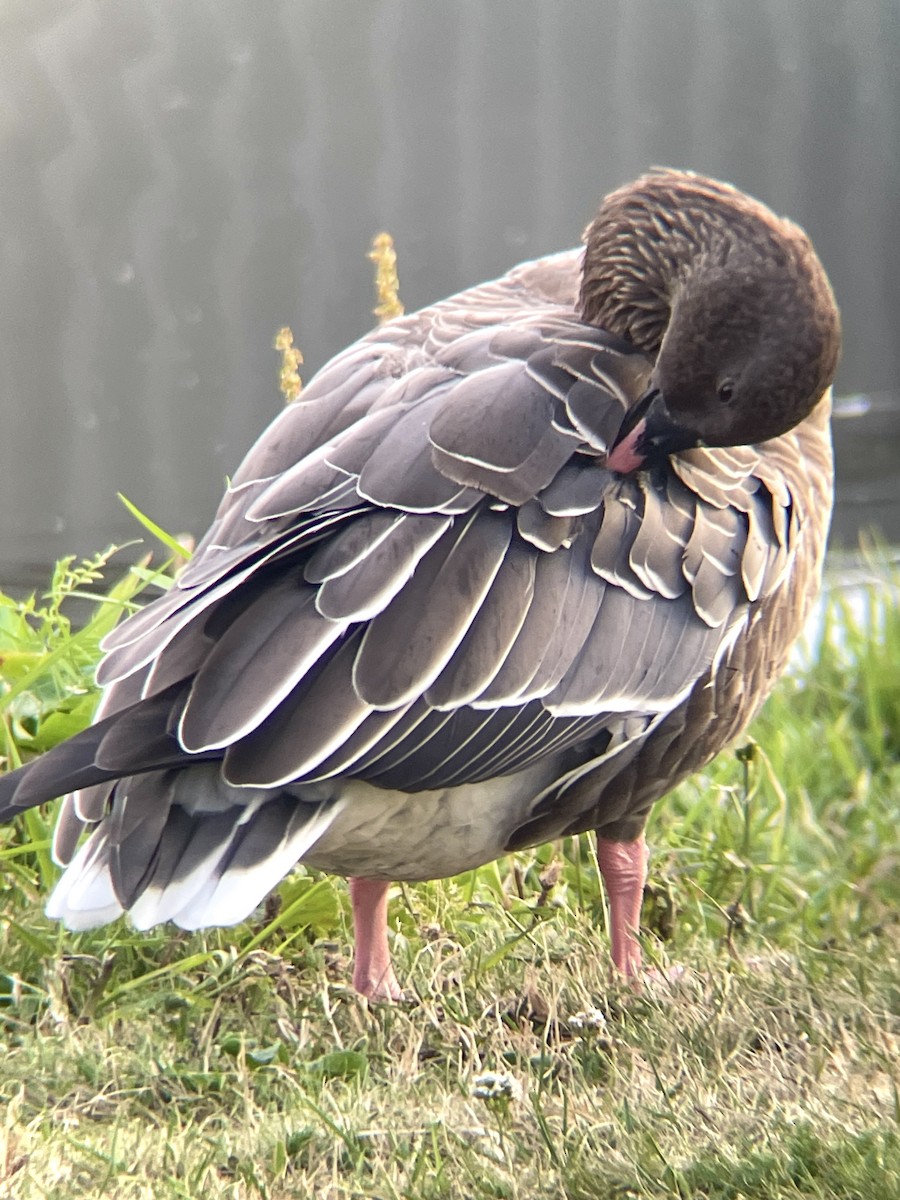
xmin=46 ymin=833 xmax=124 ymax=929
xmin=172 ymin=800 xmax=346 ymax=929
xmin=47 ymin=795 xmax=348 ymax=934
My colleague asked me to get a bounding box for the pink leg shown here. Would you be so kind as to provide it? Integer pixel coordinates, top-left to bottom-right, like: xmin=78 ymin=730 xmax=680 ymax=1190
xmin=596 ymin=834 xmax=648 ymax=978
xmin=349 ymin=877 xmax=403 ymax=1001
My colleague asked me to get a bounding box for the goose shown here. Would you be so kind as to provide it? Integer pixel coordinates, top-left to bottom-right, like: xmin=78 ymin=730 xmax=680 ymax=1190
xmin=0 ymin=170 xmax=840 ymax=1001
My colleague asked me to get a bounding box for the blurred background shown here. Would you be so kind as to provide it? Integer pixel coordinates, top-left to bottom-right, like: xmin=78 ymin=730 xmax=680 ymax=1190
xmin=1 ymin=0 xmax=898 ymax=592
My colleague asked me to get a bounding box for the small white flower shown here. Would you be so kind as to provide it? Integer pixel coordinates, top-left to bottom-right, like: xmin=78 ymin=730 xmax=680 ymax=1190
xmin=472 ymin=1071 xmax=524 ymax=1104
xmin=569 ymin=1007 xmax=608 ymax=1033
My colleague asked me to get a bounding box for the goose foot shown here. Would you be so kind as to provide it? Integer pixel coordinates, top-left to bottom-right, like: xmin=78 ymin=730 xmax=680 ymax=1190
xmin=349 ymin=876 xmax=403 ymax=1001
xmin=596 ymin=833 xmax=649 ymax=978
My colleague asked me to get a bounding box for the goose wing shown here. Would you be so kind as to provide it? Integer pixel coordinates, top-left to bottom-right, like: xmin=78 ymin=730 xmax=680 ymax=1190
xmin=1 ymin=250 xmax=796 ymax=861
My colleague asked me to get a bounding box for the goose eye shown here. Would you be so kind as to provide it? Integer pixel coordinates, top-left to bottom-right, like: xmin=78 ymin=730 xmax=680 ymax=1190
xmin=717 ymin=380 xmax=735 ymax=405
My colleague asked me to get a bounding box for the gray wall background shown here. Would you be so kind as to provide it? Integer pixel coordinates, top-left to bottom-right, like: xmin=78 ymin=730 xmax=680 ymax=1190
xmin=2 ymin=0 xmax=898 ymax=589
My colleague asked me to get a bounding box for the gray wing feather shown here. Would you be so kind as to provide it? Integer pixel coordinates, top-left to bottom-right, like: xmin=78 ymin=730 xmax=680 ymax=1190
xmin=252 ymin=700 xmax=419 ymax=786
xmin=473 ymin=533 xmax=599 ymax=705
xmin=141 ymin=616 xmax=215 ymax=696
xmin=304 ymin=511 xmax=407 ymax=583
xmin=356 ymin=391 xmax=481 ymax=513
xmin=627 ymin=483 xmax=691 ymax=599
xmin=220 ymin=633 xmax=370 ymax=787
xmin=562 ymin=377 xmax=628 ymax=452
xmin=178 ymin=580 xmax=348 ymax=751
xmin=431 ymin=420 xmax=582 ymax=507
xmin=424 ymin=538 xmax=537 ymax=708
xmin=100 ymin=582 xmax=192 ymax=656
xmin=516 ymin=500 xmax=575 ymax=552
xmin=547 ymin=587 xmax=715 ymax=715
xmin=352 ymin=508 xmax=512 ymax=708
xmin=590 ymin=493 xmax=656 ymax=600
xmin=94 ymin=689 xmax=185 ymax=771
xmin=428 ymin=361 xmax=556 ymax=471
xmin=683 ymin=506 xmax=743 ymax=626
xmin=546 ymin=586 xmax=640 ymax=714
xmin=512 ymin=535 xmax=608 ymax=702
xmin=742 ymin=492 xmax=777 ymax=602
xmin=452 ymin=707 xmax=562 ymax=783
xmin=52 ymin=795 xmax=98 ymax=865
xmin=314 ymin=514 xmax=451 ymax=622
xmin=99 ymin=511 xmax=353 ymax=681
xmin=376 ymin=706 xmax=540 ymax=790
xmin=539 ymin=462 xmax=615 ymax=517
xmin=246 ymin=443 xmax=356 ymax=521
xmin=229 ymin=348 xmax=395 ymax=489
xmin=348 ymin=704 xmax=457 ymax=781
xmin=74 ymin=782 xmax=115 ymax=824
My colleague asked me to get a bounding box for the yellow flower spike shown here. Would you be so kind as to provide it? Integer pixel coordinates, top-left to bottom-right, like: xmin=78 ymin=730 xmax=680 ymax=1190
xmin=368 ymin=232 xmax=404 ymax=324
xmin=273 ymin=326 xmax=303 ymax=404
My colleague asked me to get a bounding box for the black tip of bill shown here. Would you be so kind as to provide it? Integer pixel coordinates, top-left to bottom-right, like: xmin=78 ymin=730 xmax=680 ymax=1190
xmin=606 ymin=387 xmax=700 ymax=473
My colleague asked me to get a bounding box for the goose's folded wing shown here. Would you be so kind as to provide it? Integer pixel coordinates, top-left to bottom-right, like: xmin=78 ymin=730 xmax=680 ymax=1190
xmin=0 ymin=251 xmax=800 ymax=839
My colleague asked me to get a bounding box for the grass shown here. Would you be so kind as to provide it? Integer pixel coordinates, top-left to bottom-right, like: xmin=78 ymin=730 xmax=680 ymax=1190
xmin=0 ymin=545 xmax=898 ymax=1199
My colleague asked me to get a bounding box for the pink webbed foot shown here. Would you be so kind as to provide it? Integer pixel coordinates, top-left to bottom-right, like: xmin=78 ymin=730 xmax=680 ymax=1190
xmin=349 ymin=877 xmax=404 ymax=1001
xmin=596 ymin=834 xmax=649 ymax=978
xmin=596 ymin=834 xmax=684 ymax=987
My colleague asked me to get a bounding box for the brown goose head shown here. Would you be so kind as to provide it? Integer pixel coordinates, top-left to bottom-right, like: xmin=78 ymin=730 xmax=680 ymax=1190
xmin=579 ymin=169 xmax=842 ymax=472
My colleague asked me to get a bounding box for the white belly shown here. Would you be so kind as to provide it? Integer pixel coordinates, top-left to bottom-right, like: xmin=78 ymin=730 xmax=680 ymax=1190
xmin=299 ymin=758 xmax=559 ymax=880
